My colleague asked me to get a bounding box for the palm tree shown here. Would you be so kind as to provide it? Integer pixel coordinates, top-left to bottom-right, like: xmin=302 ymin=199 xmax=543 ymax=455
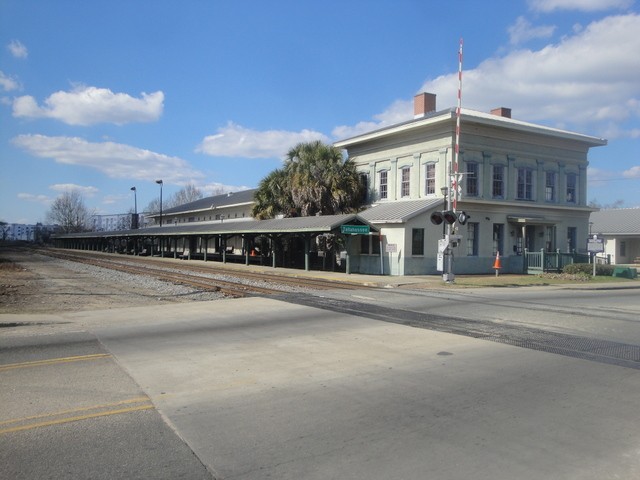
xmin=251 ymin=168 xmax=292 ymax=220
xmin=259 ymin=140 xmax=363 ymax=218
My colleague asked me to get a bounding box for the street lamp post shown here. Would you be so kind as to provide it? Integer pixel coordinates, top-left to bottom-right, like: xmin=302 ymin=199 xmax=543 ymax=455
xmin=130 ymin=186 xmax=138 ymax=229
xmin=155 ymin=180 xmax=163 ymax=227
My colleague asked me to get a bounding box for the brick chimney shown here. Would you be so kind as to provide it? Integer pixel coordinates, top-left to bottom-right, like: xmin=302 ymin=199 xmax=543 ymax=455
xmin=490 ymin=107 xmax=512 ymax=118
xmin=414 ymin=92 xmax=436 ymax=118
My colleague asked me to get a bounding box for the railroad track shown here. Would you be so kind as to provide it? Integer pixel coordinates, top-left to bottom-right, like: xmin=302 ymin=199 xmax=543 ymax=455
xmin=39 ymin=248 xmax=369 ymax=297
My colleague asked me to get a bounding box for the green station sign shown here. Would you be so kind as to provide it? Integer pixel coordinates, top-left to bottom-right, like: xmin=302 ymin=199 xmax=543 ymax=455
xmin=340 ymin=224 xmax=370 ymax=235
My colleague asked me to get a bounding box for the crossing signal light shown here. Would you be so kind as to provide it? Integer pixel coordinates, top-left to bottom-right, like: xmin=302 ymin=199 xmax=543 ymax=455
xmin=457 ymin=211 xmax=469 ymax=225
xmin=442 ymin=211 xmax=457 ymax=224
xmin=431 ymin=210 xmax=462 ymax=225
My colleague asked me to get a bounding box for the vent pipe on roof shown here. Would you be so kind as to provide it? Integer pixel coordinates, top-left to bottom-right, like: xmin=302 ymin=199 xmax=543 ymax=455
xmin=490 ymin=107 xmax=511 ymax=118
xmin=414 ymin=92 xmax=437 ymax=118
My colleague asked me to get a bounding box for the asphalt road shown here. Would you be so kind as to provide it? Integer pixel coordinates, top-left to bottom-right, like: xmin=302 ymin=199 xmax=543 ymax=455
xmin=2 ymin=285 xmax=640 ymax=479
xmin=0 ymin=331 xmax=212 ymax=479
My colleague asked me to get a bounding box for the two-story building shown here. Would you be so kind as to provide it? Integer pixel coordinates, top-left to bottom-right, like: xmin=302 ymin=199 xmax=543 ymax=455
xmin=334 ymin=93 xmax=607 ymax=275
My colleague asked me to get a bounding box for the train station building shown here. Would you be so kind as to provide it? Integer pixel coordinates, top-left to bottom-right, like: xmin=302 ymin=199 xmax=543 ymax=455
xmin=54 ymin=92 xmax=606 ymax=276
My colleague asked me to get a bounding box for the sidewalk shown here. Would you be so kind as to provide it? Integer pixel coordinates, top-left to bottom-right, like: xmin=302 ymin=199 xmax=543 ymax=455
xmin=155 ymin=256 xmax=640 ymax=290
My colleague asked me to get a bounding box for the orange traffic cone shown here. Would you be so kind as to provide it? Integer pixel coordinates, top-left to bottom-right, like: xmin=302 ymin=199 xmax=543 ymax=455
xmin=493 ymin=251 xmax=502 ymax=276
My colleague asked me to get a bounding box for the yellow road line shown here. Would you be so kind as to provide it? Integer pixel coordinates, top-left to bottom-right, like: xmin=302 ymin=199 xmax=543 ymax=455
xmin=0 ymin=353 xmax=111 ymax=371
xmin=0 ymin=396 xmax=151 ymax=427
xmin=0 ymin=403 xmax=154 ymax=435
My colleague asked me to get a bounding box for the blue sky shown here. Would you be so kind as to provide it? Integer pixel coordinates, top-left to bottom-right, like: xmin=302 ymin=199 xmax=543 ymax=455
xmin=1 ymin=0 xmax=639 ymax=224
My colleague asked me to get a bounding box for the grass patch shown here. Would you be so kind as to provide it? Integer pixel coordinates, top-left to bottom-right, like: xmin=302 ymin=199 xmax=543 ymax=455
xmin=446 ymin=273 xmax=638 ymax=288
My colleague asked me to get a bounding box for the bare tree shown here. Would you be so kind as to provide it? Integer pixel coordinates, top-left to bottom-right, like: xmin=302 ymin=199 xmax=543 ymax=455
xmin=144 ymin=197 xmax=160 ymax=215
xmin=47 ymin=191 xmax=93 ymax=233
xmin=588 ymin=199 xmax=625 ymax=209
xmin=144 ymin=184 xmax=204 ymax=215
xmin=0 ymin=220 xmax=9 ymax=241
xmin=168 ymin=184 xmax=204 ymax=208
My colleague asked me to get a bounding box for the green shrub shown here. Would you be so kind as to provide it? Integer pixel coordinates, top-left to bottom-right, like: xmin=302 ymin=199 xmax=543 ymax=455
xmin=563 ymin=263 xmax=615 ymax=276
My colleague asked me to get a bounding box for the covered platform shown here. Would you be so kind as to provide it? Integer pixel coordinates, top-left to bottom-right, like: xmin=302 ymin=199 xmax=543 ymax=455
xmin=53 ymin=214 xmax=381 ymax=274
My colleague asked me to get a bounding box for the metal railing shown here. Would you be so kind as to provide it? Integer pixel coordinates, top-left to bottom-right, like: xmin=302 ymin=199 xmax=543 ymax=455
xmin=524 ymin=249 xmax=598 ymax=274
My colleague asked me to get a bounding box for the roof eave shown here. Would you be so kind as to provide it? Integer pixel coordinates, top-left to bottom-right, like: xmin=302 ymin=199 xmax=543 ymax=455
xmin=334 ymin=108 xmax=607 ymax=149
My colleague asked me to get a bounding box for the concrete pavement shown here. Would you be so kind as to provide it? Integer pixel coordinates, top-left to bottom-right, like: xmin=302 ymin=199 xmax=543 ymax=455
xmin=86 ymin=297 xmax=640 ymax=480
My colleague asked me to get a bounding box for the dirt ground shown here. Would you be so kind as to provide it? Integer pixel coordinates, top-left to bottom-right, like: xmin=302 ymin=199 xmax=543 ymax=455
xmin=0 ymin=246 xmax=197 ymax=315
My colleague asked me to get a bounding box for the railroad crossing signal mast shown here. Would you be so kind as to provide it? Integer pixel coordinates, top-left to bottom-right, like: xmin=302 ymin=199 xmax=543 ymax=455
xmin=430 ymin=189 xmax=468 ymax=282
xmin=432 ymin=39 xmax=465 ymax=283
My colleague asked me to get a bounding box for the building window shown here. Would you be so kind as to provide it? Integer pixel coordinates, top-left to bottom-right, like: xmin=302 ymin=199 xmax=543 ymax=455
xmin=372 ymin=235 xmax=380 ymax=255
xmin=401 ymin=167 xmax=411 ymax=197
xmin=412 ymin=228 xmax=424 ymax=256
xmin=517 ymin=167 xmax=534 ymax=200
xmin=467 ymin=223 xmax=479 ymax=256
xmin=492 ymin=165 xmax=505 ymax=198
xmin=359 ymin=173 xmax=369 ymax=203
xmin=425 ymin=163 xmax=436 ymax=195
xmin=379 ymin=171 xmax=388 ymax=199
xmin=567 ymin=227 xmax=577 ymax=252
xmin=545 ymin=171 xmax=556 ymax=202
xmin=466 ymin=162 xmax=479 ymax=196
xmin=620 ymin=241 xmax=626 ymax=257
xmin=492 ymin=224 xmax=504 ymax=256
xmin=361 ymin=235 xmax=381 ymax=255
xmin=360 ymin=235 xmax=370 ymax=254
xmin=566 ymin=173 xmax=577 ymax=203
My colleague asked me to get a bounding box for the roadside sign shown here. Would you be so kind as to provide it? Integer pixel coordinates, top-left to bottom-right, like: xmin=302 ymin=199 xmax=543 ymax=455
xmin=341 ymin=224 xmax=370 ymax=235
xmin=587 ymin=235 xmax=604 ymax=253
xmin=385 ymin=243 xmax=397 ymax=253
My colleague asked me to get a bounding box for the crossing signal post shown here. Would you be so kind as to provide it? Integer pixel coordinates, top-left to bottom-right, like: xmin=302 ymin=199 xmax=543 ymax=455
xmin=430 ymin=206 xmax=469 ymax=283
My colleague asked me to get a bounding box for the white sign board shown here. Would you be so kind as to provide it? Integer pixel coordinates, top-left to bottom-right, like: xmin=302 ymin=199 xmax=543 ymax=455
xmin=587 ymin=236 xmax=604 ymax=253
xmin=385 ymin=243 xmax=397 ymax=253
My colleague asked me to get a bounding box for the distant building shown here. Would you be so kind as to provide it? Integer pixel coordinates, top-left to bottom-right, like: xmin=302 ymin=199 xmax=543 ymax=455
xmin=90 ymin=213 xmax=147 ymax=232
xmin=589 ymin=208 xmax=640 ymax=265
xmin=4 ymin=223 xmax=56 ymax=242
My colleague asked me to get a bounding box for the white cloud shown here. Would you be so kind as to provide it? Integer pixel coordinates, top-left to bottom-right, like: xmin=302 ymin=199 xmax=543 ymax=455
xmin=508 ymin=16 xmax=556 ymax=44
xmin=12 ymin=86 xmax=164 ymax=126
xmin=7 ymin=40 xmax=28 ymax=59
xmin=334 ymin=14 xmax=640 ymax=141
xmin=17 ymin=193 xmax=51 ymax=205
xmin=12 ymin=134 xmax=204 ymax=184
xmin=529 ymin=0 xmax=634 ymax=12
xmin=102 ymin=193 xmax=128 ymax=205
xmin=332 ymin=98 xmax=413 ymax=139
xmin=49 ymin=184 xmax=99 ymax=197
xmin=197 ymin=122 xmax=329 ymax=159
xmin=201 ymin=182 xmax=252 ymax=196
xmin=0 ymin=70 xmax=20 ymax=92
xmin=623 ymin=166 xmax=640 ymax=178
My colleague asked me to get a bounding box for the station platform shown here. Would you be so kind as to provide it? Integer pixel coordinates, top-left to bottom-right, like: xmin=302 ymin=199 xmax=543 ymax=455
xmin=145 ymin=254 xmax=442 ymax=289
